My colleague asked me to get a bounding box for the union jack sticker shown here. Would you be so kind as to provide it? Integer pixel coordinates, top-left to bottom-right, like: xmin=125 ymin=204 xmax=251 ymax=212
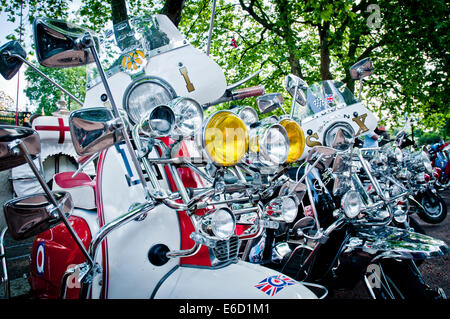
xmin=255 ymin=274 xmax=296 ymax=296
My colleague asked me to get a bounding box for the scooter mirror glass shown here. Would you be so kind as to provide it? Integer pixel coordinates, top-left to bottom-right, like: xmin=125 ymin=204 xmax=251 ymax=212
xmin=306 ymin=146 xmax=336 ymax=170
xmin=256 ymin=93 xmax=284 ymax=114
xmin=0 ymin=125 xmax=41 ymax=171
xmin=69 ymin=107 xmax=124 ymax=156
xmin=3 ymin=191 xmax=73 ymax=240
xmin=349 ymin=57 xmax=374 ymax=80
xmin=0 ymin=40 xmax=27 ymax=80
xmin=285 ymin=74 xmax=307 ymax=106
xmin=33 ymin=17 xmax=100 ymax=68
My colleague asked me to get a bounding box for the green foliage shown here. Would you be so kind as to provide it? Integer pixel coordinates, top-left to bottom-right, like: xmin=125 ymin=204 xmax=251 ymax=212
xmin=416 ymin=131 xmax=443 ymax=147
xmin=3 ymin=0 xmax=448 ymax=134
xmin=24 ymin=64 xmax=86 ymax=115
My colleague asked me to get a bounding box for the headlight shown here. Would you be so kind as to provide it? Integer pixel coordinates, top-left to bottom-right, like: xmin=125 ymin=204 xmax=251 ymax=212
xmin=393 ymin=201 xmax=408 ymax=223
xmin=395 ymin=148 xmax=403 ymax=162
xmin=232 ymin=105 xmax=258 ymax=127
xmin=139 ymin=105 xmax=175 ymax=137
xmin=421 ymin=151 xmax=433 ymax=174
xmin=323 ymin=122 xmax=355 ymax=151
xmin=415 ymin=172 xmax=426 ymax=183
xmin=201 ymin=208 xmax=236 ymax=240
xmin=168 ymin=97 xmax=204 ymax=137
xmin=203 ymin=110 xmax=249 ymax=166
xmin=123 ymin=76 xmax=176 ymax=124
xmin=342 ymin=190 xmax=361 ymax=218
xmin=249 ymin=122 xmax=289 ymax=165
xmin=279 ymin=119 xmax=305 ymax=163
xmin=265 ymin=196 xmax=298 ymax=223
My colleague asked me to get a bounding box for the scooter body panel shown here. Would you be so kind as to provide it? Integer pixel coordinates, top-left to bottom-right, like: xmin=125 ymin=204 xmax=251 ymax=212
xmin=29 ymin=210 xmax=97 ymax=299
xmin=154 ymin=261 xmax=317 ymax=299
xmin=300 ymin=102 xmax=378 ymax=159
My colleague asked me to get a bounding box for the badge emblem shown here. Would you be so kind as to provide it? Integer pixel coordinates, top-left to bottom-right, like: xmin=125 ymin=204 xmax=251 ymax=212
xmin=255 ymin=274 xmax=296 ymax=296
xmin=121 ymin=49 xmax=147 ymax=74
xmin=36 ymin=241 xmax=45 ymax=277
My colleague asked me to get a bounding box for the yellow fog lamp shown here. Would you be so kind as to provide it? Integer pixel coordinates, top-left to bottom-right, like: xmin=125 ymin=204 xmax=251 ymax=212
xmin=279 ymin=118 xmax=305 ymax=163
xmin=203 ymin=110 xmax=249 ymax=166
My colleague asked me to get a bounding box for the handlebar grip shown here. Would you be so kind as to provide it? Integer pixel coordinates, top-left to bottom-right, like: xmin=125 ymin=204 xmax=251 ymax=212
xmin=234 ymin=85 xmax=265 ymax=100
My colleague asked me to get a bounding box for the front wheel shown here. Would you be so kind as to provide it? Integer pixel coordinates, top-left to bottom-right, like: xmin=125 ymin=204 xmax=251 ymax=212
xmin=417 ymin=190 xmax=447 ymax=224
xmin=364 ymin=260 xmax=445 ymax=299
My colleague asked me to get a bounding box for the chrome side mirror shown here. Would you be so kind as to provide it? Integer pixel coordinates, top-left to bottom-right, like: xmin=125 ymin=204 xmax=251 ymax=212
xmin=292 ymin=216 xmax=316 ymax=237
xmin=69 ymin=108 xmax=124 ymax=156
xmin=0 ymin=125 xmax=40 ymax=171
xmin=33 ymin=17 xmax=100 ymax=68
xmin=306 ymin=146 xmax=336 ymax=170
xmin=285 ymin=74 xmax=307 ymax=106
xmin=256 ymin=93 xmax=285 ymax=114
xmin=323 ymin=122 xmax=355 ymax=151
xmin=3 ymin=191 xmax=73 ymax=240
xmin=0 ymin=41 xmax=26 ymax=80
xmin=349 ymin=57 xmax=374 ymax=80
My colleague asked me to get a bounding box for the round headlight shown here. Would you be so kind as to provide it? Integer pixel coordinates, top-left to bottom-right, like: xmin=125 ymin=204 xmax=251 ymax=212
xmin=169 ymin=97 xmax=204 ymax=137
xmin=123 ymin=76 xmax=176 ymax=124
xmin=279 ymin=119 xmax=305 ymax=163
xmin=266 ymin=196 xmax=298 ymax=223
xmin=249 ymin=122 xmax=289 ymax=165
xmin=139 ymin=105 xmax=175 ymax=137
xmin=421 ymin=151 xmax=433 ymax=174
xmin=203 ymin=111 xmax=249 ymax=166
xmin=342 ymin=190 xmax=361 ymax=219
xmin=323 ymin=122 xmax=355 ymax=151
xmin=415 ymin=172 xmax=426 ymax=183
xmin=201 ymin=208 xmax=236 ymax=240
xmin=393 ymin=202 xmax=408 ymax=223
xmin=395 ymin=148 xmax=403 ymax=162
xmin=235 ymin=106 xmax=258 ymax=127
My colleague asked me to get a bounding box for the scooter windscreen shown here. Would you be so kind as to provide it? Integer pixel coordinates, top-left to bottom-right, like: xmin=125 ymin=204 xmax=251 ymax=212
xmin=86 ymin=15 xmax=187 ymax=86
xmin=292 ymin=80 xmax=359 ymax=121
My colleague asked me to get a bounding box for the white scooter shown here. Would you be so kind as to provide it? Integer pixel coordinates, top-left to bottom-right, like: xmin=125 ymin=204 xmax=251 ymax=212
xmin=0 ymin=15 xmax=322 ymax=299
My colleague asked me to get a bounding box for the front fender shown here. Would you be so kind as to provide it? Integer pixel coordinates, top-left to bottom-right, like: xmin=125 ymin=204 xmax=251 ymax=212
xmin=153 ymin=261 xmax=319 ymax=299
xmin=343 ymin=226 xmax=448 ymax=262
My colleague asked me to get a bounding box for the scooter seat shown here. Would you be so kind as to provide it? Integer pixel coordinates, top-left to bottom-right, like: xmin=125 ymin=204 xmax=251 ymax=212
xmin=53 ymin=172 xmax=96 ymax=210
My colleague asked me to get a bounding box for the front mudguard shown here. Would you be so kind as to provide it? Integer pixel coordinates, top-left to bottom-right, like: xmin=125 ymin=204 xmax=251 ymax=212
xmin=327 ymin=226 xmax=448 ymax=290
xmin=153 ymin=261 xmax=321 ymax=299
xmin=343 ymin=226 xmax=448 ymax=262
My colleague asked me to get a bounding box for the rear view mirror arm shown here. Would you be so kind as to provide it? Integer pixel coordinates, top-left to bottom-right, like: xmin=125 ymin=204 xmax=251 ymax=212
xmin=6 ymin=52 xmax=84 ymax=107
xmin=8 ymin=139 xmax=95 ymax=267
xmin=80 ymin=32 xmax=151 ymax=201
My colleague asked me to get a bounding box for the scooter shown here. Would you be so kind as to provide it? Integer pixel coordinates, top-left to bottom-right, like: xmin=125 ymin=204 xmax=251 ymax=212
xmin=0 ymin=14 xmax=321 ymax=299
xmin=428 ymin=140 xmax=450 ymax=190
xmin=239 ymin=59 xmax=448 ymax=298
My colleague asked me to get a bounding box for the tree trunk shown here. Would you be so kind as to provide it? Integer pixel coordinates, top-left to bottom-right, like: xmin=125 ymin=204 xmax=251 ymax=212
xmin=161 ymin=0 xmax=186 ymax=27
xmin=288 ymin=48 xmax=303 ymax=78
xmin=276 ymin=0 xmax=303 ymax=78
xmin=319 ymin=22 xmax=333 ymax=81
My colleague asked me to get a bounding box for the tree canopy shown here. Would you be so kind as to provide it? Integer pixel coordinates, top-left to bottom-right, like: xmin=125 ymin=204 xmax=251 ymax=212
xmin=1 ymin=0 xmax=448 ymax=135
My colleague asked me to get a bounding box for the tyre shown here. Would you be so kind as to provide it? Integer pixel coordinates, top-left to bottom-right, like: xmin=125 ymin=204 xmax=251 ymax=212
xmin=417 ymin=190 xmax=447 ymax=224
xmin=364 ymin=260 xmax=445 ymax=299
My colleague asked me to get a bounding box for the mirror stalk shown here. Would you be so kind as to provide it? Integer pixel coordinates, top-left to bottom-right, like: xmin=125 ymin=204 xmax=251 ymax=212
xmin=83 ymin=32 xmax=151 ymax=200
xmin=7 ymin=52 xmax=84 ymax=107
xmin=10 ymin=139 xmax=95 ymax=267
xmin=289 ymin=84 xmax=299 ymax=118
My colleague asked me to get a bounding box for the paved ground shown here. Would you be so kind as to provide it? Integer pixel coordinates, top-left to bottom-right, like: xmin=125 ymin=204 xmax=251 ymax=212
xmin=1 ymin=189 xmax=449 ymax=299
